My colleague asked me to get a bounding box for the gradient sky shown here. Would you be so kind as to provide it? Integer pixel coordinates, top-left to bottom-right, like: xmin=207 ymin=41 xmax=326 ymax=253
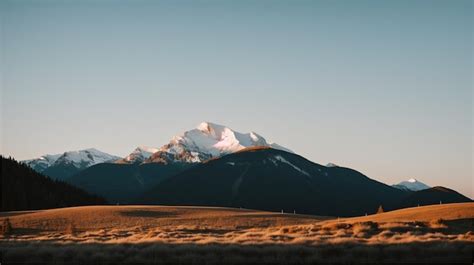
xmin=1 ymin=0 xmax=472 ymax=197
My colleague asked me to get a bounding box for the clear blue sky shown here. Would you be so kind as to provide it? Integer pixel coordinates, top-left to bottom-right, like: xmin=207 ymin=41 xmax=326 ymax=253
xmin=1 ymin=0 xmax=472 ymax=197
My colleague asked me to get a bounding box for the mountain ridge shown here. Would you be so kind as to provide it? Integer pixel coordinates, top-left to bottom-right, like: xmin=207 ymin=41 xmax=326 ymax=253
xmin=18 ymin=122 xmax=470 ymax=211
xmin=23 ymin=148 xmax=121 ymax=180
xmin=119 ymin=122 xmax=291 ymax=165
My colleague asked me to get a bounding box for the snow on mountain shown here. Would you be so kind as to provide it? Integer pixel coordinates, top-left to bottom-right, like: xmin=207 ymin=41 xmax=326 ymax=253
xmin=273 ymin=154 xmax=310 ymax=177
xmin=392 ymin=178 xmax=430 ymax=191
xmin=23 ymin=154 xmax=62 ymax=173
xmin=23 ymin=148 xmax=121 ymax=173
xmin=116 ymin=146 xmax=160 ymax=164
xmin=326 ymin=163 xmax=338 ymax=167
xmin=145 ymin=122 xmax=292 ymax=164
xmin=51 ymin=148 xmax=121 ymax=168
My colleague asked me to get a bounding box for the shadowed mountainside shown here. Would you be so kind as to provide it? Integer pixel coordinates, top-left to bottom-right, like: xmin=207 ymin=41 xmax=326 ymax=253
xmin=138 ymin=148 xmax=471 ymax=217
xmin=139 ymin=148 xmax=408 ymax=217
xmin=67 ymin=162 xmax=192 ymax=203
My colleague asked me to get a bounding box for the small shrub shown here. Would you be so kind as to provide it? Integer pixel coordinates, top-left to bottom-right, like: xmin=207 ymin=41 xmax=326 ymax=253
xmin=1 ymin=218 xmax=12 ymax=235
xmin=377 ymin=205 xmax=384 ymax=214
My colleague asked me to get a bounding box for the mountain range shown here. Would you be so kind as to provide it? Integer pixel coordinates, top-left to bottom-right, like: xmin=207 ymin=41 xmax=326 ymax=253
xmin=23 ymin=148 xmax=120 ymax=180
xmin=19 ymin=122 xmax=472 ymax=216
xmin=117 ymin=122 xmax=292 ymax=164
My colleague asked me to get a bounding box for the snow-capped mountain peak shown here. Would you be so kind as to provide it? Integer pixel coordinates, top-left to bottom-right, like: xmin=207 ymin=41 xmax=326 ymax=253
xmin=23 ymin=153 xmax=62 ymax=173
xmin=392 ymin=178 xmax=430 ymax=191
xmin=145 ymin=122 xmax=292 ymax=164
xmin=51 ymin=148 xmax=121 ymax=168
xmin=116 ymin=146 xmax=159 ymax=164
xmin=22 ymin=148 xmax=121 ymax=174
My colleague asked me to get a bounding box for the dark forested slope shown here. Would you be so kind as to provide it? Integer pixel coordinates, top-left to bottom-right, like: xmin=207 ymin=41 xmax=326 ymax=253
xmin=1 ymin=156 xmax=106 ymax=211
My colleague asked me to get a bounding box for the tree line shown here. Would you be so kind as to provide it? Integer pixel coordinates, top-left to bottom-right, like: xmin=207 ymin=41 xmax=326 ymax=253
xmin=1 ymin=156 xmax=107 ymax=211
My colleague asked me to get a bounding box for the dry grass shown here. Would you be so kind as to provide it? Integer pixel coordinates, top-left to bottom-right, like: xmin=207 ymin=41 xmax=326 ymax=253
xmin=0 ymin=203 xmax=473 ymax=263
xmin=1 ymin=241 xmax=472 ymax=264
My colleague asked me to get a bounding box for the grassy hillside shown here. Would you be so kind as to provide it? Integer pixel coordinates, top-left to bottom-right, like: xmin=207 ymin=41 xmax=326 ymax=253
xmin=1 ymin=203 xmax=472 ymax=264
xmin=1 ymin=203 xmax=472 ymax=244
xmin=0 ymin=205 xmax=326 ymax=233
xmin=338 ymin=202 xmax=474 ymax=223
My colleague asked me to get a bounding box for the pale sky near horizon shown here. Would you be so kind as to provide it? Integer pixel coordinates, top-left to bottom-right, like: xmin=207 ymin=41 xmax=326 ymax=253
xmin=1 ymin=0 xmax=472 ymax=197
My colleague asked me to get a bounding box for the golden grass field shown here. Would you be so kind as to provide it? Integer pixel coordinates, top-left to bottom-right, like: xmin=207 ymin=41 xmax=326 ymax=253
xmin=1 ymin=202 xmax=473 ymax=264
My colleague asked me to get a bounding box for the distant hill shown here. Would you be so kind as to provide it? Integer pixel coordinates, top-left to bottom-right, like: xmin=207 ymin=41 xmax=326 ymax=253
xmin=341 ymin=202 xmax=474 ymax=223
xmin=398 ymin=186 xmax=471 ymax=208
xmin=139 ymin=148 xmax=410 ymax=217
xmin=392 ymin=178 xmax=430 ymax=191
xmin=1 ymin=156 xmax=106 ymax=211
